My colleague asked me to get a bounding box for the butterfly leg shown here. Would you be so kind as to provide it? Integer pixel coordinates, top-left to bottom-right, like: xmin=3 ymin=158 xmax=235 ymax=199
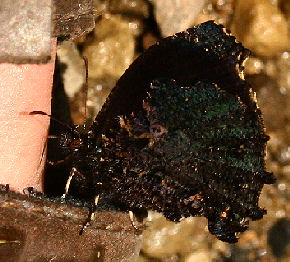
xmin=61 ymin=167 xmax=80 ymax=199
xmin=47 ymin=154 xmax=72 ymax=166
xmin=79 ymin=194 xmax=99 ymax=235
xmin=129 ymin=210 xmax=145 ymax=232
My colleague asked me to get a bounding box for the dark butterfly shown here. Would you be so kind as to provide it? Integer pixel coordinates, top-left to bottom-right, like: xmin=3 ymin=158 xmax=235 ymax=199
xmin=49 ymin=21 xmax=275 ymax=243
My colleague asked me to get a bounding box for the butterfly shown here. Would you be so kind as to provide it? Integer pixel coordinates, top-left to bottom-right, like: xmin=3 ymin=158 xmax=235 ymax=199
xmin=46 ymin=21 xmax=275 ymax=243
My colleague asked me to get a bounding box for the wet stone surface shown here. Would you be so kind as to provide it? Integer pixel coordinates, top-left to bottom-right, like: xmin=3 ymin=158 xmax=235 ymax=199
xmin=0 ymin=190 xmax=143 ymax=262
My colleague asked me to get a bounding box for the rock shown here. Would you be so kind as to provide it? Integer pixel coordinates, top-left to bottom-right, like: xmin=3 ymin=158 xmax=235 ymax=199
xmin=82 ymin=13 xmax=135 ymax=80
xmin=280 ymin=0 xmax=290 ymax=20
xmin=56 ymin=41 xmax=85 ymax=98
xmin=237 ymin=231 xmax=259 ymax=249
xmin=278 ymin=52 xmax=290 ymax=93
xmin=244 ymin=57 xmax=264 ymax=75
xmin=196 ymin=0 xmax=235 ymax=27
xmin=150 ymin=0 xmax=206 ymax=36
xmin=108 ymin=0 xmax=150 ymax=18
xmin=268 ymin=218 xmax=290 ymax=258
xmin=141 ymin=212 xmax=208 ymax=259
xmin=184 ymin=251 xmax=210 ymax=262
xmin=256 ymin=77 xmax=290 ymax=133
xmin=106 ymin=0 xmax=149 ymax=38
xmin=231 ymin=0 xmax=288 ymax=57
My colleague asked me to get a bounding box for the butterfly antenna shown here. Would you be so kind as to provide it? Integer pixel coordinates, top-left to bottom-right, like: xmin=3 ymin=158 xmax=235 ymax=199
xmin=82 ymin=56 xmax=89 ymax=129
xmin=28 ymin=111 xmax=73 ymax=132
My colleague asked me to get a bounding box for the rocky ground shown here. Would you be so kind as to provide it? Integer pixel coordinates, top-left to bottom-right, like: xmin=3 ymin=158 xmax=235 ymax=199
xmin=56 ymin=0 xmax=289 ymax=261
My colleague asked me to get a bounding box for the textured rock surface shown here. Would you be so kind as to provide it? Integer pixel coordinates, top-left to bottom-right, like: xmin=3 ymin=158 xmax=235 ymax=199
xmin=82 ymin=13 xmax=135 ymax=80
xmin=142 ymin=212 xmax=208 ymax=259
xmin=195 ymin=0 xmax=235 ymax=27
xmin=108 ymin=0 xmax=150 ymax=18
xmin=151 ymin=0 xmax=206 ymax=36
xmin=231 ymin=0 xmax=288 ymax=57
xmin=56 ymin=41 xmax=85 ymax=98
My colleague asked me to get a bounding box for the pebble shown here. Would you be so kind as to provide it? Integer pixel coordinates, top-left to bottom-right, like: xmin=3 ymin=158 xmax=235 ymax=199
xmin=196 ymin=0 xmax=235 ymax=26
xmin=82 ymin=13 xmax=135 ymax=80
xmin=107 ymin=0 xmax=149 ymax=18
xmin=56 ymin=41 xmax=85 ymax=98
xmin=141 ymin=212 xmax=208 ymax=259
xmin=268 ymin=218 xmax=290 ymax=258
xmin=150 ymin=0 xmax=207 ymax=36
xmin=231 ymin=0 xmax=288 ymax=57
xmin=184 ymin=250 xmax=210 ymax=262
xmin=244 ymin=57 xmax=264 ymax=75
xmin=277 ymin=52 xmax=290 ymax=92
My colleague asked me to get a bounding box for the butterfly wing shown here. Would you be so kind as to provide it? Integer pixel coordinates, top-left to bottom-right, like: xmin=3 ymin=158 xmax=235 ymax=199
xmin=111 ymin=79 xmax=274 ymax=243
xmin=83 ymin=21 xmax=275 ymax=243
xmin=90 ymin=21 xmax=251 ymax=137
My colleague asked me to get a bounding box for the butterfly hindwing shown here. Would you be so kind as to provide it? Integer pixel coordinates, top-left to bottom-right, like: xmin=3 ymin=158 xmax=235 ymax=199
xmin=112 ymin=78 xmax=273 ymax=242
